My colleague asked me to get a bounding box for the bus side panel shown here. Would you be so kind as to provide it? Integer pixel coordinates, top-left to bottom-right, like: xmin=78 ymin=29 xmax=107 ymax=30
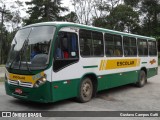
xmin=147 ymin=56 xmax=158 ymax=78
xmin=141 ymin=56 xmax=158 ymax=78
xmin=147 ymin=67 xmax=158 ymax=78
xmin=98 ymin=70 xmax=139 ymax=90
xmin=51 ymin=78 xmax=80 ymax=102
xmin=109 ymin=70 xmax=139 ymax=88
xmin=97 ymin=75 xmax=110 ymax=91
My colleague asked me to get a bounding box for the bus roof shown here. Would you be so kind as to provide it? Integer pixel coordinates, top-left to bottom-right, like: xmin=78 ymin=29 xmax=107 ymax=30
xmin=22 ymin=21 xmax=155 ymax=40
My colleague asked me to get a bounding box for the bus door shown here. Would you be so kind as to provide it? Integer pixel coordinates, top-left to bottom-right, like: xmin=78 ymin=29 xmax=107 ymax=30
xmin=52 ymin=27 xmax=79 ymax=101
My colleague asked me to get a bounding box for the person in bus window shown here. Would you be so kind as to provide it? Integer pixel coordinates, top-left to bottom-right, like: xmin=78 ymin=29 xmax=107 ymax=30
xmin=56 ymin=36 xmax=69 ymax=59
xmin=31 ymin=46 xmax=41 ymax=59
xmin=62 ymin=37 xmax=69 ymax=58
xmin=56 ymin=47 xmax=63 ymax=59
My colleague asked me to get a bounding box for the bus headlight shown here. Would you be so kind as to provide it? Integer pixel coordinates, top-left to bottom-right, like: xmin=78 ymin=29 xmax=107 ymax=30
xmin=34 ymin=75 xmax=47 ymax=88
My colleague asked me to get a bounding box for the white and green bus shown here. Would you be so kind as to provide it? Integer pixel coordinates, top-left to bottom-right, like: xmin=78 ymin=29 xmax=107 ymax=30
xmin=5 ymin=22 xmax=158 ymax=103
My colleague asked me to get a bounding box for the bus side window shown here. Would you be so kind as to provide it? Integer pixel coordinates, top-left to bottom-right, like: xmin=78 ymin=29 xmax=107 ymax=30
xmin=53 ymin=31 xmax=79 ymax=71
xmin=79 ymin=29 xmax=92 ymax=57
xmin=55 ymin=32 xmax=78 ymax=59
xmin=148 ymin=41 xmax=157 ymax=56
xmin=79 ymin=29 xmax=104 ymax=57
xmin=138 ymin=39 xmax=148 ymax=56
xmin=105 ymin=33 xmax=122 ymax=57
xmin=92 ymin=31 xmax=104 ymax=56
xmin=105 ymin=33 xmax=114 ymax=56
xmin=123 ymin=36 xmax=137 ymax=57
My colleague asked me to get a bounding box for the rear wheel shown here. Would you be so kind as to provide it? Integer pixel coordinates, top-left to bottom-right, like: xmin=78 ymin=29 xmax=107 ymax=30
xmin=77 ymin=77 xmax=93 ymax=103
xmin=136 ymin=70 xmax=147 ymax=87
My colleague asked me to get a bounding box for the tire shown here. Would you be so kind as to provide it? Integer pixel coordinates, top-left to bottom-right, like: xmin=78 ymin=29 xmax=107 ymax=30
xmin=136 ymin=70 xmax=147 ymax=87
xmin=77 ymin=77 xmax=93 ymax=103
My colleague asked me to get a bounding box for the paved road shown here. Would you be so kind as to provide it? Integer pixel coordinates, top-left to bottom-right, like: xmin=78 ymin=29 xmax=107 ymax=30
xmin=0 ymin=67 xmax=160 ymax=120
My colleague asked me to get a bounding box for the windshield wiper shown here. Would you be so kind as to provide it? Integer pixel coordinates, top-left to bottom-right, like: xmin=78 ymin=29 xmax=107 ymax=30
xmin=18 ymin=38 xmax=32 ymax=73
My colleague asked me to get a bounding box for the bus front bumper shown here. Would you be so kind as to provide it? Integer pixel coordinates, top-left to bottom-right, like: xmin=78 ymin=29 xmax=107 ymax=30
xmin=4 ymin=81 xmax=52 ymax=103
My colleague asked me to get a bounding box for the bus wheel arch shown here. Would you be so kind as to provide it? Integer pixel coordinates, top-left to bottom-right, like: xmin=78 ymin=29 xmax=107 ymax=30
xmin=136 ymin=67 xmax=147 ymax=87
xmin=141 ymin=67 xmax=147 ymax=76
xmin=77 ymin=73 xmax=98 ymax=102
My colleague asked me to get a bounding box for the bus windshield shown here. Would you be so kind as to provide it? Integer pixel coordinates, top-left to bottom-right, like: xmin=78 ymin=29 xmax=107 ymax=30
xmin=6 ymin=26 xmax=55 ymax=70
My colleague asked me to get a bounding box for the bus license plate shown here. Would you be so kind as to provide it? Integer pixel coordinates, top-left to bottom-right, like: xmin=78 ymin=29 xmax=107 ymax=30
xmin=15 ymin=88 xmax=23 ymax=94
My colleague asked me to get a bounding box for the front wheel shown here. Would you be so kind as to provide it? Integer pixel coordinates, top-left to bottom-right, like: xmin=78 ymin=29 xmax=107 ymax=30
xmin=77 ymin=77 xmax=93 ymax=103
xmin=136 ymin=70 xmax=147 ymax=87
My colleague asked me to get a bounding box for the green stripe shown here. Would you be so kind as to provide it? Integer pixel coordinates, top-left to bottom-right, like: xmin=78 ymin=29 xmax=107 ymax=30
xmin=5 ymin=67 xmax=158 ymax=103
xmin=83 ymin=65 xmax=98 ymax=68
xmin=142 ymin=62 xmax=147 ymax=64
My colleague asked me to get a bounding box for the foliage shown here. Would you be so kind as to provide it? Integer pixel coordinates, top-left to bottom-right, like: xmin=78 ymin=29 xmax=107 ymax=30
xmin=124 ymin=0 xmax=140 ymax=7
xmin=0 ymin=77 xmax=4 ymax=82
xmin=140 ymin=0 xmax=160 ymax=36
xmin=63 ymin=12 xmax=78 ymax=23
xmin=0 ymin=0 xmax=22 ymax=64
xmin=106 ymin=4 xmax=139 ymax=32
xmin=1 ymin=0 xmax=160 ymax=64
xmin=93 ymin=4 xmax=139 ymax=33
xmin=24 ymin=0 xmax=68 ymax=25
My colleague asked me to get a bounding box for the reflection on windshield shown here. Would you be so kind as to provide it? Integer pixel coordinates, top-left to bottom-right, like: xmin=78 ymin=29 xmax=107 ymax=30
xmin=6 ymin=26 xmax=55 ymax=70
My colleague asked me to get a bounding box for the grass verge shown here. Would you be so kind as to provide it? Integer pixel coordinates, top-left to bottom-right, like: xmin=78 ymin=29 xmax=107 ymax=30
xmin=0 ymin=77 xmax=4 ymax=82
xmin=0 ymin=64 xmax=5 ymax=67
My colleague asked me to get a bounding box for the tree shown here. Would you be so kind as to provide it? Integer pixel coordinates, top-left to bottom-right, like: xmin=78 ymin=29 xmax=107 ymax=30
xmin=92 ymin=16 xmax=107 ymax=28
xmin=72 ymin=0 xmax=121 ymax=25
xmin=63 ymin=12 xmax=78 ymax=23
xmin=140 ymin=0 xmax=160 ymax=36
xmin=92 ymin=0 xmax=122 ymax=28
xmin=24 ymin=0 xmax=68 ymax=25
xmin=124 ymin=0 xmax=140 ymax=7
xmin=0 ymin=0 xmax=24 ymax=64
xmin=106 ymin=4 xmax=139 ymax=33
xmin=10 ymin=0 xmax=24 ymax=31
xmin=92 ymin=3 xmax=139 ymax=33
xmin=72 ymin=0 xmax=94 ymax=25
xmin=0 ymin=1 xmax=12 ymax=64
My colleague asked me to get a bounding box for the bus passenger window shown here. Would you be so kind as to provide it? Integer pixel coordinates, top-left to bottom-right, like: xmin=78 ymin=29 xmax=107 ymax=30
xmin=148 ymin=41 xmax=157 ymax=56
xmin=55 ymin=32 xmax=78 ymax=59
xmin=138 ymin=39 xmax=148 ymax=56
xmin=123 ymin=36 xmax=137 ymax=57
xmin=105 ymin=33 xmax=122 ymax=57
xmin=53 ymin=31 xmax=79 ymax=71
xmin=79 ymin=29 xmax=104 ymax=57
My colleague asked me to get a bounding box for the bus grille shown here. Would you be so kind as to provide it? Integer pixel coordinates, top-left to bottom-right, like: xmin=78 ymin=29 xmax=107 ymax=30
xmin=8 ymin=79 xmax=33 ymax=88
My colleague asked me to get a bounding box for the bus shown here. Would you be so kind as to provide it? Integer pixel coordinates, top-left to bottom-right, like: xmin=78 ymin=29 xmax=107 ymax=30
xmin=4 ymin=22 xmax=158 ymax=103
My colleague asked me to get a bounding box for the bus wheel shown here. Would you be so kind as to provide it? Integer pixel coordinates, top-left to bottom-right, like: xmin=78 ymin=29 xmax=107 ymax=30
xmin=136 ymin=70 xmax=147 ymax=87
xmin=78 ymin=77 xmax=93 ymax=103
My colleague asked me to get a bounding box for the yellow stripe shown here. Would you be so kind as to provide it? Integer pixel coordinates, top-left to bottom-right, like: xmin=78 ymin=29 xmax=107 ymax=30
xmin=6 ymin=72 xmax=45 ymax=84
xmin=101 ymin=60 xmax=105 ymax=70
xmin=99 ymin=60 xmax=105 ymax=70
xmin=99 ymin=59 xmax=141 ymax=70
xmin=99 ymin=60 xmax=103 ymax=70
xmin=105 ymin=60 xmax=108 ymax=70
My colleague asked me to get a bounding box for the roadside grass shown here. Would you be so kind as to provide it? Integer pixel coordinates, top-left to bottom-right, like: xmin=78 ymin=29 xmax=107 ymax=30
xmin=0 ymin=77 xmax=4 ymax=82
xmin=0 ymin=64 xmax=5 ymax=67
